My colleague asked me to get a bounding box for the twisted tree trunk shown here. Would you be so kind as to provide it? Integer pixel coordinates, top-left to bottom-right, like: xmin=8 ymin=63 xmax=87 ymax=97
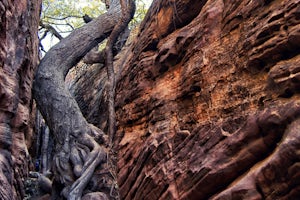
xmin=33 ymin=0 xmax=135 ymax=199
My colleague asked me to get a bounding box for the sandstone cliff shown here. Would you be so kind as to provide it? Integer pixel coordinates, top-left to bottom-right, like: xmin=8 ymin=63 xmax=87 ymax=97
xmin=0 ymin=1 xmax=41 ymax=199
xmin=72 ymin=0 xmax=300 ymax=199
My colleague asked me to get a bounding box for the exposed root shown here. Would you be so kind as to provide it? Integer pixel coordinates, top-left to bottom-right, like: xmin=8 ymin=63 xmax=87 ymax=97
xmin=70 ymin=146 xmax=84 ymax=177
xmin=68 ymin=131 xmax=107 ymax=200
xmin=80 ymin=134 xmax=105 ymax=172
xmin=89 ymin=124 xmax=108 ymax=145
xmin=52 ymin=125 xmax=108 ymax=200
xmin=54 ymin=153 xmax=74 ymax=185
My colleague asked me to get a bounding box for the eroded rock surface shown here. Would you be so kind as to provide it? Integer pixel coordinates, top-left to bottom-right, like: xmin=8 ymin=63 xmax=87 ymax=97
xmin=72 ymin=0 xmax=300 ymax=199
xmin=0 ymin=0 xmax=41 ymax=199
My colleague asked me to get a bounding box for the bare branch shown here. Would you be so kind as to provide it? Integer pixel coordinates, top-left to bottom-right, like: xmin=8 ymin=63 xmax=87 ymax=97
xmin=39 ymin=29 xmax=49 ymax=41
xmin=39 ymin=21 xmax=63 ymax=40
xmin=41 ymin=20 xmax=75 ymax=31
xmin=43 ymin=15 xmax=83 ymax=21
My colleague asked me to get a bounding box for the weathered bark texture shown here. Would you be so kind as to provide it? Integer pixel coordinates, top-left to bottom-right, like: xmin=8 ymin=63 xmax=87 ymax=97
xmin=105 ymin=0 xmax=135 ymax=145
xmin=0 ymin=0 xmax=41 ymax=199
xmin=71 ymin=0 xmax=300 ymax=199
xmin=33 ymin=0 xmax=136 ymax=199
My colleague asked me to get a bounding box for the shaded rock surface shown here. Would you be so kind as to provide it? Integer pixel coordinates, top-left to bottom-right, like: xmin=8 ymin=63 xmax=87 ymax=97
xmin=71 ymin=0 xmax=300 ymax=199
xmin=0 ymin=0 xmax=41 ymax=199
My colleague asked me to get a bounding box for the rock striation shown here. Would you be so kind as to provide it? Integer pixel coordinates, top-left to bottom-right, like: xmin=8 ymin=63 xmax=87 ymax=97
xmin=72 ymin=0 xmax=300 ymax=199
xmin=0 ymin=0 xmax=41 ymax=199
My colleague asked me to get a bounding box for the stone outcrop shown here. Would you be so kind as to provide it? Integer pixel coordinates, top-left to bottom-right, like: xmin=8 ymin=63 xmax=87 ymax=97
xmin=0 ymin=0 xmax=41 ymax=199
xmin=71 ymin=0 xmax=300 ymax=199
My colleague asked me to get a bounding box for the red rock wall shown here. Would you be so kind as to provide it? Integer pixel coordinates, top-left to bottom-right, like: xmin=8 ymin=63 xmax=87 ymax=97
xmin=70 ymin=0 xmax=300 ymax=199
xmin=0 ymin=1 xmax=41 ymax=199
xmin=114 ymin=0 xmax=300 ymax=199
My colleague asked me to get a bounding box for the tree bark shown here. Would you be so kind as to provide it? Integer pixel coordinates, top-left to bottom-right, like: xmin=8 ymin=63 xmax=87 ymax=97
xmin=105 ymin=0 xmax=135 ymax=145
xmin=41 ymin=125 xmax=50 ymax=175
xmin=33 ymin=0 xmax=134 ymax=199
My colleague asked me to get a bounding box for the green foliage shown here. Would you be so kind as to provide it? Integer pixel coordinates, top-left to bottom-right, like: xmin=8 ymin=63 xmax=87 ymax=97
xmin=130 ymin=0 xmax=148 ymax=29
xmin=41 ymin=0 xmax=106 ymax=32
xmin=39 ymin=0 xmax=151 ymax=51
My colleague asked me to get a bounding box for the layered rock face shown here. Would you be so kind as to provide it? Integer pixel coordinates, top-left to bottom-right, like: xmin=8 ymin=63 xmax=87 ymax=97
xmin=72 ymin=0 xmax=300 ymax=199
xmin=116 ymin=0 xmax=300 ymax=199
xmin=0 ymin=1 xmax=41 ymax=199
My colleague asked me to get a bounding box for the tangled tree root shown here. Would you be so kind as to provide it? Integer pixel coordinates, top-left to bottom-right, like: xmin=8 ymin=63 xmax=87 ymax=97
xmin=53 ymin=127 xmax=108 ymax=200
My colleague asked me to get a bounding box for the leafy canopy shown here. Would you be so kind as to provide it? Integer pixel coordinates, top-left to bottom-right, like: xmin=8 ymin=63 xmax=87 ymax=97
xmin=39 ymin=0 xmax=151 ymax=51
xmin=41 ymin=0 xmax=106 ymax=32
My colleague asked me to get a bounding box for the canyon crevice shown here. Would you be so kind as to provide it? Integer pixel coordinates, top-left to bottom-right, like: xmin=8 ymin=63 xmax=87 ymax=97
xmin=71 ymin=0 xmax=300 ymax=199
xmin=1 ymin=0 xmax=300 ymax=199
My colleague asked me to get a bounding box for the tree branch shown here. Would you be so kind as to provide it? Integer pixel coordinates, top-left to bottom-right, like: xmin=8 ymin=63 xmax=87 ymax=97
xmin=43 ymin=15 xmax=83 ymax=21
xmin=39 ymin=21 xmax=63 ymax=40
xmin=82 ymin=27 xmax=129 ymax=64
xmin=105 ymin=0 xmax=136 ymax=146
xmin=41 ymin=20 xmax=75 ymax=30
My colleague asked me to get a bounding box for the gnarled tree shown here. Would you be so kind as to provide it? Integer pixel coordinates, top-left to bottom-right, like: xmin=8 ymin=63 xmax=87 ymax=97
xmin=33 ymin=0 xmax=135 ymax=199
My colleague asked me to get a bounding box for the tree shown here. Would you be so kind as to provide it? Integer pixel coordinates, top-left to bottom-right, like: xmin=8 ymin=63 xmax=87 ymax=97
xmin=38 ymin=0 xmax=148 ymax=53
xmin=33 ymin=0 xmax=135 ymax=199
xmin=3 ymin=0 xmax=300 ymax=199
